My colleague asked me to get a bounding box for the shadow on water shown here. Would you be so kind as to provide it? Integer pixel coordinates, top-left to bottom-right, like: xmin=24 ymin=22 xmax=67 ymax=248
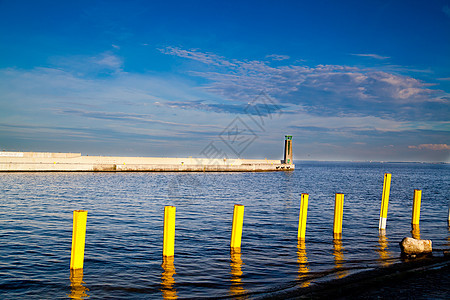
xmin=161 ymin=257 xmax=177 ymax=300
xmin=68 ymin=269 xmax=89 ymax=299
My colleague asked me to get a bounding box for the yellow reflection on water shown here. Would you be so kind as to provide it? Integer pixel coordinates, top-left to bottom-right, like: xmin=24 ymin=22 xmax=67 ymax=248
xmin=376 ymin=231 xmax=392 ymax=266
xmin=447 ymin=225 xmax=450 ymax=248
xmin=68 ymin=269 xmax=89 ymax=299
xmin=411 ymin=224 xmax=421 ymax=239
xmin=161 ymin=257 xmax=177 ymax=300
xmin=230 ymin=248 xmax=247 ymax=297
xmin=333 ymin=236 xmax=347 ymax=279
xmin=297 ymin=240 xmax=310 ymax=287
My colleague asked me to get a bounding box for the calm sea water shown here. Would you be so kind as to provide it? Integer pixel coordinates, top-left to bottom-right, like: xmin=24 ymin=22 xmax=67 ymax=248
xmin=1 ymin=161 xmax=449 ymax=299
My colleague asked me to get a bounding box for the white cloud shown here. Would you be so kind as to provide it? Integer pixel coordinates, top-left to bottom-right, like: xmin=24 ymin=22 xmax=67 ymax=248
xmin=2 ymin=49 xmax=449 ymax=162
xmin=48 ymin=52 xmax=124 ymax=75
xmin=266 ymin=54 xmax=290 ymax=61
xmin=351 ymin=53 xmax=390 ymax=60
xmin=408 ymin=144 xmax=450 ymax=150
xmin=93 ymin=52 xmax=123 ymax=71
xmin=58 ymin=108 xmax=222 ymax=128
xmin=160 ymin=47 xmax=448 ymax=122
xmin=159 ymin=46 xmax=236 ymax=67
xmin=0 ymin=64 xmax=233 ymax=132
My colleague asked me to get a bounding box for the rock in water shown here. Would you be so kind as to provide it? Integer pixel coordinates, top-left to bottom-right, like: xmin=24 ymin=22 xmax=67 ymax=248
xmin=400 ymin=237 xmax=432 ymax=256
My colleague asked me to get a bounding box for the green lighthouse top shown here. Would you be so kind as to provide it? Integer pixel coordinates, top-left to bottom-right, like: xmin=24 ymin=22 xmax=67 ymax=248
xmin=285 ymin=135 xmax=292 ymax=140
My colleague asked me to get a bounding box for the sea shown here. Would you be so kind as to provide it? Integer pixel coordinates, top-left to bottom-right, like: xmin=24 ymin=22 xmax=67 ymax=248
xmin=1 ymin=161 xmax=449 ymax=299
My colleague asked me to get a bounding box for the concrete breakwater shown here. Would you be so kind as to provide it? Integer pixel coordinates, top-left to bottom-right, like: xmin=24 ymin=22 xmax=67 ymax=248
xmin=0 ymin=151 xmax=294 ymax=172
xmin=0 ymin=136 xmax=295 ymax=172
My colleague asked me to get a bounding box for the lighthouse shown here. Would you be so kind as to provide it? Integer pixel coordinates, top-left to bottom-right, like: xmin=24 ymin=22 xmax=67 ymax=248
xmin=284 ymin=135 xmax=293 ymax=164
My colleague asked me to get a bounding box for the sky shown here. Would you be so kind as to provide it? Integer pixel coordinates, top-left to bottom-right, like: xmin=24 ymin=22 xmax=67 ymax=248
xmin=0 ymin=0 xmax=449 ymax=162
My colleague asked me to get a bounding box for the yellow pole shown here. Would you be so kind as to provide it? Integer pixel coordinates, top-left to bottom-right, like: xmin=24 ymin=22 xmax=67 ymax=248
xmin=411 ymin=224 xmax=421 ymax=239
xmin=298 ymin=193 xmax=309 ymax=239
xmin=163 ymin=206 xmax=176 ymax=257
xmin=333 ymin=193 xmax=344 ymax=236
xmin=230 ymin=205 xmax=245 ymax=249
xmin=378 ymin=173 xmax=391 ymax=230
xmin=230 ymin=249 xmax=246 ymax=296
xmin=376 ymin=233 xmax=392 ymax=266
xmin=161 ymin=256 xmax=177 ymax=299
xmin=69 ymin=269 xmax=89 ymax=298
xmin=412 ymin=189 xmax=422 ymax=225
xmin=297 ymin=240 xmax=310 ymax=287
xmin=70 ymin=210 xmax=88 ymax=270
xmin=447 ymin=205 xmax=450 ymax=227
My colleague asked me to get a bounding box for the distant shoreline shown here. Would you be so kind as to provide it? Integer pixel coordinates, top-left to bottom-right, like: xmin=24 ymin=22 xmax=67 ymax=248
xmin=296 ymin=160 xmax=449 ymax=164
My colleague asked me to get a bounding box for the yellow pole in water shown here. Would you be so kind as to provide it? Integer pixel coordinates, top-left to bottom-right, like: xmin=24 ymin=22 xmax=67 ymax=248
xmin=70 ymin=210 xmax=88 ymax=270
xmin=163 ymin=206 xmax=176 ymax=257
xmin=297 ymin=240 xmax=310 ymax=287
xmin=333 ymin=238 xmax=347 ymax=279
xmin=376 ymin=233 xmax=392 ymax=267
xmin=69 ymin=269 xmax=89 ymax=298
xmin=230 ymin=205 xmax=245 ymax=249
xmin=333 ymin=193 xmax=344 ymax=236
xmin=411 ymin=224 xmax=421 ymax=239
xmin=378 ymin=173 xmax=391 ymax=230
xmin=230 ymin=249 xmax=246 ymax=296
xmin=447 ymin=205 xmax=450 ymax=227
xmin=412 ymin=189 xmax=422 ymax=225
xmin=298 ymin=193 xmax=309 ymax=240
xmin=161 ymin=256 xmax=177 ymax=299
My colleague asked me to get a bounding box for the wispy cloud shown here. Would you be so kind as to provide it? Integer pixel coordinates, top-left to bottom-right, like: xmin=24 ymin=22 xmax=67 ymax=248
xmin=48 ymin=51 xmax=124 ymax=75
xmin=58 ymin=108 xmax=221 ymax=128
xmin=2 ymin=47 xmax=449 ymax=161
xmin=408 ymin=144 xmax=450 ymax=150
xmin=159 ymin=46 xmax=236 ymax=67
xmin=160 ymin=47 xmax=448 ymax=122
xmin=0 ymin=121 xmax=207 ymax=153
xmin=0 ymin=63 xmax=231 ymax=148
xmin=351 ymin=53 xmax=390 ymax=60
xmin=443 ymin=6 xmax=450 ymax=18
xmin=266 ymin=54 xmax=290 ymax=61
xmin=156 ymin=100 xmax=287 ymax=116
xmin=94 ymin=52 xmax=123 ymax=70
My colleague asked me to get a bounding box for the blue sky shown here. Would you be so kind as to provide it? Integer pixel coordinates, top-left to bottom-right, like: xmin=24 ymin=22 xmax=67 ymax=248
xmin=0 ymin=0 xmax=449 ymax=162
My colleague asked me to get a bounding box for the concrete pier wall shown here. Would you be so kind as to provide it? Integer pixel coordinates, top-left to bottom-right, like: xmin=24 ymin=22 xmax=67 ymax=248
xmin=0 ymin=151 xmax=294 ymax=172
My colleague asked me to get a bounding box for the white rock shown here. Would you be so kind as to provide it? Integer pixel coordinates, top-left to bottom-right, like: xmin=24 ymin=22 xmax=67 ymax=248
xmin=400 ymin=237 xmax=432 ymax=255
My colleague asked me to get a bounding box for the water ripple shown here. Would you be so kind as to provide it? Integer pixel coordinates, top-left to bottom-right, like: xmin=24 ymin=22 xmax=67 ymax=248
xmin=0 ymin=162 xmax=449 ymax=298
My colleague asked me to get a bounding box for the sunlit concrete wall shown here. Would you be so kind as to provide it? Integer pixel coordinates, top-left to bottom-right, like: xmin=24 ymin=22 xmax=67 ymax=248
xmin=0 ymin=152 xmax=294 ymax=172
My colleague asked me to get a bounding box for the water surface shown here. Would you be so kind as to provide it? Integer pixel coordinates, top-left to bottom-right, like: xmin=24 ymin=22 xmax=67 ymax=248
xmin=1 ymin=162 xmax=449 ymax=298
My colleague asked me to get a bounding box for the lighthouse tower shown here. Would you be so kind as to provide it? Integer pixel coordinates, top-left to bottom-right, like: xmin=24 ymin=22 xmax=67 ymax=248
xmin=284 ymin=135 xmax=293 ymax=164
